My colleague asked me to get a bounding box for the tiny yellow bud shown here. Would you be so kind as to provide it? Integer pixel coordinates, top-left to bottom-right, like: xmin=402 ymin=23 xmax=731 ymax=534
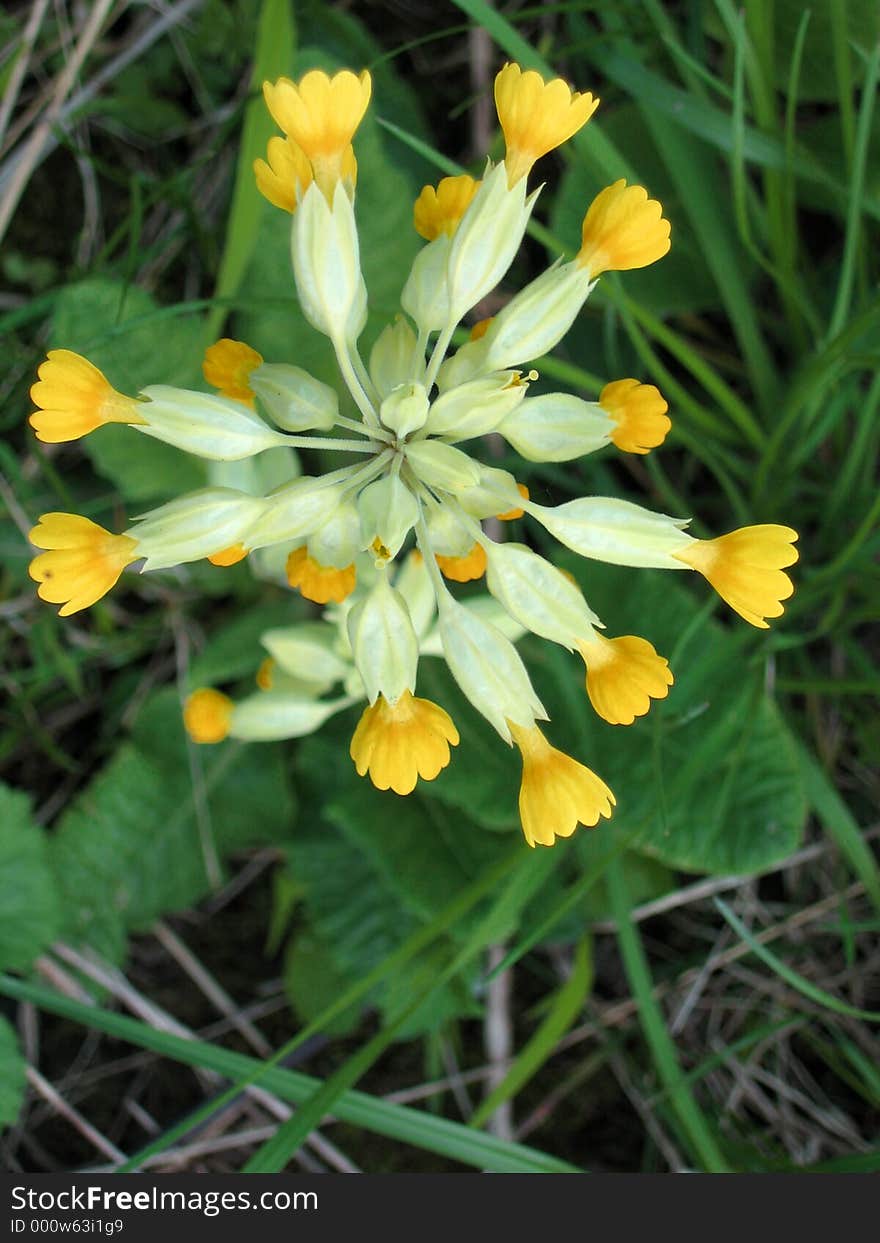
xmin=600 ymin=379 xmax=671 ymax=455
xmin=183 ymin=689 xmax=234 ymax=744
xmin=413 ymin=174 xmax=480 ymax=240
xmin=496 ymin=482 xmax=530 ymax=521
xmin=202 ymin=339 xmax=264 ymax=405
xmin=207 ymin=543 xmax=248 ymax=567
xmin=435 ymin=542 xmax=488 ymax=583
xmin=286 ymin=546 xmax=357 ymax=604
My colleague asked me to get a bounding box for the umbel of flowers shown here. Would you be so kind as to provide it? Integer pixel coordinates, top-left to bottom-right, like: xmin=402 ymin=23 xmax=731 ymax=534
xmin=27 ymin=62 xmax=798 ymax=847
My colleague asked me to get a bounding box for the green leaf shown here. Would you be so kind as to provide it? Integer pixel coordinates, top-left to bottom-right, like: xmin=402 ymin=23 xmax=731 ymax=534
xmin=283 ymin=932 xmax=361 ymax=1037
xmin=51 ymin=278 xmax=206 ymax=502
xmin=0 ymin=973 xmax=579 ymax=1173
xmin=0 ymin=783 xmax=61 ymax=971
xmin=50 ymin=690 xmax=295 ymax=961
xmin=0 ymin=1016 xmax=26 ymax=1129
xmin=206 ymin=0 xmax=297 ymax=342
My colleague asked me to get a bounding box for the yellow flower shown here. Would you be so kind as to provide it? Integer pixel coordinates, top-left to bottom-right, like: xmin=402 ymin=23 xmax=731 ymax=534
xmin=29 ymin=350 xmax=142 ymax=443
xmin=494 ymin=62 xmax=599 ymax=186
xmin=600 ymin=379 xmax=671 ymax=455
xmin=253 ymin=134 xmax=314 ymax=213
xmin=262 ymin=69 xmax=371 ymax=195
xmin=435 ymin=542 xmax=488 ymax=583
xmin=350 ymin=690 xmax=459 ymax=795
xmin=578 ymin=181 xmax=671 ymax=277
xmin=413 ymin=174 xmax=479 ymax=240
xmin=183 ymin=688 xmax=233 ymax=743
xmin=578 ymin=634 xmax=673 ymax=725
xmin=28 ymin=513 xmax=138 ymax=616
xmin=674 ymin=526 xmax=799 ymax=629
xmin=286 ymin=545 xmax=357 ymax=604
xmin=207 ymin=542 xmax=249 ymax=567
xmin=496 ymin=482 xmax=530 ymax=522
xmin=202 ymin=338 xmax=264 ymax=405
xmin=256 ymin=658 xmax=275 ymax=691
xmin=509 ymin=721 xmax=615 ymax=847
xmin=470 ymin=316 xmax=493 ymax=341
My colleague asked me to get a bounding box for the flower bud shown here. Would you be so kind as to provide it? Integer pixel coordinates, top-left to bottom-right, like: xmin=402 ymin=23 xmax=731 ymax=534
xmin=380 ymin=382 xmax=429 ymax=438
xmin=230 ymin=691 xmax=347 ymax=741
xmin=249 ymin=364 xmax=338 ymax=432
xmin=292 ymin=181 xmax=367 ymax=341
xmin=445 ymin=162 xmax=538 ymax=322
xmin=425 ymin=505 xmax=474 ymax=557
xmin=261 ymin=623 xmax=352 ymax=685
xmin=457 ymin=465 xmax=523 ymax=519
xmin=437 ymin=595 xmax=546 ymax=741
xmin=347 ymin=573 xmax=418 ymax=704
xmin=533 ymin=497 xmax=692 ymax=568
xmin=306 ymin=499 xmax=361 ymax=569
xmin=135 ymin=386 xmax=288 ymax=460
xmin=132 ymin=488 xmax=266 ymax=571
xmin=484 ymin=542 xmax=600 ymax=648
xmin=424 ymin=372 xmax=528 ymax=441
xmin=401 ymin=236 xmax=453 ymax=334
xmin=404 ymin=440 xmax=481 ymax=492
xmin=370 ymin=317 xmax=420 ymax=400
xmin=357 ymin=475 xmax=418 ymax=559
xmin=246 ymin=477 xmax=346 ymax=550
xmin=393 ymin=551 xmax=436 ymax=638
xmin=500 ymin=392 xmax=611 ymax=461
xmin=479 ymin=261 xmax=595 ymax=372
xmin=435 ymin=336 xmax=491 ymax=392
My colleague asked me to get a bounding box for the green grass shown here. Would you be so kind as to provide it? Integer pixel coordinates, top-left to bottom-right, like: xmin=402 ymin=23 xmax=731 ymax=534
xmin=1 ymin=0 xmax=878 ymax=1174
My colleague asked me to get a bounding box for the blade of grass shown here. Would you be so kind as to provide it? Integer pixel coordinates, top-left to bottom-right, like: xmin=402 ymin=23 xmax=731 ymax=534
xmin=470 ymin=935 xmax=593 ymax=1129
xmin=795 ymin=740 xmax=880 ymax=914
xmin=607 ymin=854 xmax=730 ymax=1172
xmin=204 ymin=0 xmax=295 ymax=343
xmin=0 ymin=973 xmax=580 ymax=1173
xmin=714 ymin=899 xmax=880 ymax=1021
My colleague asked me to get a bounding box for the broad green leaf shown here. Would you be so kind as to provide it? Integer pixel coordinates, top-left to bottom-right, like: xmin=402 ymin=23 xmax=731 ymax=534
xmin=50 ymin=690 xmax=295 ymax=961
xmin=0 ymin=783 xmax=61 ymax=971
xmin=0 ymin=1016 xmax=25 ymax=1129
xmin=284 ymin=932 xmax=361 ymax=1037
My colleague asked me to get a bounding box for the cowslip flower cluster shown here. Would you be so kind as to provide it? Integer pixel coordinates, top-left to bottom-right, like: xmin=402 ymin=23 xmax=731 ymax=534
xmin=27 ymin=62 xmax=798 ymax=848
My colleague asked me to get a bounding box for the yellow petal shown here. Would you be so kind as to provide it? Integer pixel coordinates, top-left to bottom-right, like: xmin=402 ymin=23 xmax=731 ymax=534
xmin=29 ymin=350 xmax=141 ymax=442
xmin=413 ymin=174 xmax=479 ymax=240
xmin=202 ymin=339 xmax=263 ymax=404
xmin=509 ymin=721 xmax=614 ymax=847
xmin=494 ymin=62 xmax=599 ymax=185
xmin=674 ymin=526 xmax=799 ymax=629
xmin=286 ymin=545 xmax=357 ymax=604
xmin=579 ymin=634 xmax=673 ymax=725
xmin=578 ymin=181 xmax=671 ymax=276
xmin=600 ymin=379 xmax=671 ymax=455
xmin=350 ymin=690 xmax=459 ymax=795
xmin=183 ymin=689 xmax=233 ymax=744
xmin=435 ymin=542 xmax=487 ymax=583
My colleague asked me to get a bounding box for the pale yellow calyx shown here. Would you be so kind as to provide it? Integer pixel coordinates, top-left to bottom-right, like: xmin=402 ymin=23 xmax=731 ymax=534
xmin=600 ymin=379 xmax=671 ymax=455
xmin=508 ymin=721 xmax=615 ymax=847
xmin=497 ymin=482 xmax=530 ymax=522
xmin=578 ymin=634 xmax=673 ymax=726
xmin=577 ymin=181 xmax=671 ymax=277
xmin=286 ymin=545 xmax=356 ymax=605
xmin=436 ymin=542 xmax=488 ymax=583
xmin=262 ymin=69 xmax=371 ymax=196
xmin=494 ymin=62 xmax=599 ymax=186
xmin=413 ymin=174 xmax=480 ymax=240
xmin=350 ymin=690 xmax=459 ymax=795
xmin=202 ymin=339 xmax=264 ymax=405
xmin=28 ymin=513 xmax=138 ymax=616
xmin=29 ymin=350 xmax=142 ymax=443
xmin=183 ymin=688 xmax=233 ymax=744
xmin=674 ymin=526 xmax=799 ymax=629
xmin=208 ymin=543 xmax=248 ymax=567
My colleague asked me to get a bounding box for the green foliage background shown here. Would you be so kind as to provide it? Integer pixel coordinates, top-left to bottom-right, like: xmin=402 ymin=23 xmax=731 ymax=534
xmin=1 ymin=0 xmax=877 ymax=1172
